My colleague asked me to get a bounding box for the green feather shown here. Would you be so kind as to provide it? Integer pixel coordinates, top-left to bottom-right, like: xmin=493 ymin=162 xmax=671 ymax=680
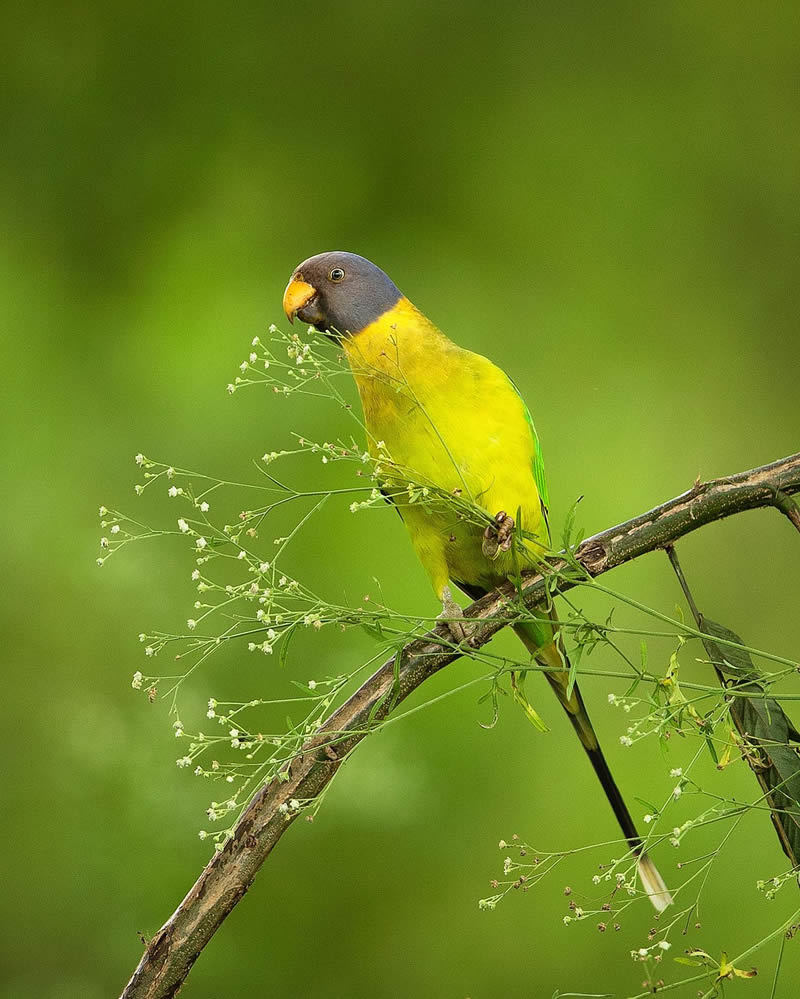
xmin=508 ymin=377 xmax=550 ymax=517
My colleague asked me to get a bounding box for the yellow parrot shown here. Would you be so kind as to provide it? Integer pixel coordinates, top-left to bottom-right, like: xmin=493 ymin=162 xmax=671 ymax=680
xmin=283 ymin=251 xmax=671 ymax=911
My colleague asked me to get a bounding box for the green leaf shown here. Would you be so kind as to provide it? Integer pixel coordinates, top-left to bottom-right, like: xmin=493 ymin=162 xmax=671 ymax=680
xmin=278 ymin=624 xmax=296 ymax=669
xmin=699 ymin=617 xmax=800 ymax=867
xmin=699 ymin=617 xmax=762 ymax=680
xmin=361 ymin=620 xmax=384 ymax=642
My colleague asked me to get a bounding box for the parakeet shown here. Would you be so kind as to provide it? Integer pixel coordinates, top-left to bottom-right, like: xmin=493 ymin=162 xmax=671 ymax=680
xmin=283 ymin=251 xmax=671 ymax=911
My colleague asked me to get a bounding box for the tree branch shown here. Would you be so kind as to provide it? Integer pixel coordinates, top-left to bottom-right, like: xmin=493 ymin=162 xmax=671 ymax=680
xmin=121 ymin=452 xmax=800 ymax=999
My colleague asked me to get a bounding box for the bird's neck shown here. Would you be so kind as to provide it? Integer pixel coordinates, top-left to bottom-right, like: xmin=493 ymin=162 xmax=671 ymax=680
xmin=342 ymin=297 xmax=447 ymax=385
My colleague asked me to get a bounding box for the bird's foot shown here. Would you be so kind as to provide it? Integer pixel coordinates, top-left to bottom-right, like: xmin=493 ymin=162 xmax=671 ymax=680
xmin=482 ymin=510 xmax=515 ymax=560
xmin=438 ymin=585 xmax=468 ymax=644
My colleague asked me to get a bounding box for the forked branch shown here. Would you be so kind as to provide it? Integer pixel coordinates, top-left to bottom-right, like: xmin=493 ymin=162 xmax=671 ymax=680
xmin=121 ymin=452 xmax=800 ymax=999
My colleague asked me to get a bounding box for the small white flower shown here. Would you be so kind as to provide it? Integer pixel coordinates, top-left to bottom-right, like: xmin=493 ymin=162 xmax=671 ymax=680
xmin=145 ymin=646 xmax=155 ymax=656
xmin=199 ymin=501 xmax=209 ymax=513
xmin=658 ymin=940 xmax=671 ymax=951
xmin=249 ymin=352 xmax=257 ymax=363
xmin=168 ymin=486 xmax=179 ymax=497
xmin=308 ymin=680 xmax=317 ymax=690
xmin=135 ymin=454 xmax=144 ymax=466
xmin=268 ymin=323 xmax=277 ymax=333
xmin=111 ymin=524 xmax=120 ymax=534
xmin=176 ymin=756 xmax=192 ymax=767
xmin=166 ymin=467 xmax=175 ymax=478
xmin=670 ymin=767 xmax=683 ymax=778
xmin=237 ymin=550 xmax=246 ymax=560
xmin=99 ymin=505 xmax=108 ymax=516
xmin=196 ymin=537 xmax=208 ymax=550
xmin=673 ymin=785 xmax=682 ymax=799
xmin=131 ymin=671 xmax=143 ymax=689
xmin=96 ymin=557 xmax=105 ymax=567
xmin=607 ymin=693 xmax=616 ymax=704
xmin=198 ymin=830 xmax=208 ymax=840
xmin=279 ymin=802 xmax=289 ymax=814
xmin=619 ymin=735 xmax=633 ymax=747
xmin=191 ymin=569 xmax=200 ymax=580
xmin=187 ymin=619 xmax=197 ymax=630
xmin=251 ymin=335 xmax=260 ymax=346
xmin=100 ymin=537 xmax=109 ymax=548
xmin=239 ymin=361 xmax=248 ymax=372
xmin=643 ymin=814 xmax=653 ymax=824
xmin=289 ymin=798 xmax=300 ymax=810
xmin=178 ymin=518 xmax=189 ymax=533
xmin=227 ymin=383 xmax=236 ymax=395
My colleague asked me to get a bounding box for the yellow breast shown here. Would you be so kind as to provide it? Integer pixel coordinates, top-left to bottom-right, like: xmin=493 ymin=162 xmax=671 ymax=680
xmin=343 ymin=298 xmax=544 ymax=594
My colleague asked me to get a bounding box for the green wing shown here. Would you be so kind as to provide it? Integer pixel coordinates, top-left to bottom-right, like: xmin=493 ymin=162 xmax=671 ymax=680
xmin=508 ymin=377 xmax=550 ymax=528
xmin=508 ymin=378 xmax=550 ymax=508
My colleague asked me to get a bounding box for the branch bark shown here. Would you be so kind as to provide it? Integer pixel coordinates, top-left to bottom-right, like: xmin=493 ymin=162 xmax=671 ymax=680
xmin=121 ymin=452 xmax=800 ymax=999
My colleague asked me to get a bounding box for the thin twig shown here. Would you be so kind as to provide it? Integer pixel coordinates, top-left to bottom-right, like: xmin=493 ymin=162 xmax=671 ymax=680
xmin=121 ymin=452 xmax=800 ymax=999
xmin=774 ymin=488 xmax=800 ymax=535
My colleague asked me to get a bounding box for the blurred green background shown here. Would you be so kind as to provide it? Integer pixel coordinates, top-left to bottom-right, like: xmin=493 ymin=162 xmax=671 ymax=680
xmin=2 ymin=2 xmax=800 ymax=996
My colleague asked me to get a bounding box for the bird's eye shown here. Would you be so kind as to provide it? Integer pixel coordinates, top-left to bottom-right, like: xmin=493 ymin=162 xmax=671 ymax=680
xmin=329 ymin=267 xmax=345 ymax=282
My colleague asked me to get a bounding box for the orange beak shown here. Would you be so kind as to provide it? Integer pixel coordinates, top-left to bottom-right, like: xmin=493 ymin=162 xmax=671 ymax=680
xmin=282 ymin=277 xmax=317 ymax=324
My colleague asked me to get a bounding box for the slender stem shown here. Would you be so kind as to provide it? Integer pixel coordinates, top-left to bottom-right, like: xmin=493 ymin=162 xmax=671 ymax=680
xmin=665 ymin=544 xmax=702 ymax=625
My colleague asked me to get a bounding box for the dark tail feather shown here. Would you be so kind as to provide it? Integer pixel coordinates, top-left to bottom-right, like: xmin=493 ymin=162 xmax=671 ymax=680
xmin=514 ymin=621 xmax=673 ymax=912
xmin=565 ymin=684 xmax=641 ymax=844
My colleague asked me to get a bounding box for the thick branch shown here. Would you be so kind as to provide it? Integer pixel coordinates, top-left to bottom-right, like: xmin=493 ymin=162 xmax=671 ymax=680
xmin=121 ymin=452 xmax=800 ymax=999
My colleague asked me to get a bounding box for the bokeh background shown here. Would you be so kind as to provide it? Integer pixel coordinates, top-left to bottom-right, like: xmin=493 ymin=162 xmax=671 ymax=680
xmin=2 ymin=3 xmax=800 ymax=996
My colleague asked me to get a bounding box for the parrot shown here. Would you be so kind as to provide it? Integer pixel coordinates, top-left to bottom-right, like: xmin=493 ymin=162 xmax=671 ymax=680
xmin=283 ymin=251 xmax=671 ymax=911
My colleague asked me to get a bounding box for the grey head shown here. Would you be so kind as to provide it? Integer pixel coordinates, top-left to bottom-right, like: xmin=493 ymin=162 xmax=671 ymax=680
xmin=283 ymin=251 xmax=403 ymax=335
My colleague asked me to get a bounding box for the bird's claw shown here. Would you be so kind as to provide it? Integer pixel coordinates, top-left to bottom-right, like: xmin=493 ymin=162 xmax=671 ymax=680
xmin=438 ymin=585 xmax=469 ymax=644
xmin=482 ymin=510 xmax=515 ymax=559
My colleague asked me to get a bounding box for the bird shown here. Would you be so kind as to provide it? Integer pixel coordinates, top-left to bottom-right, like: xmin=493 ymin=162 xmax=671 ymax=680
xmin=283 ymin=250 xmax=672 ymax=911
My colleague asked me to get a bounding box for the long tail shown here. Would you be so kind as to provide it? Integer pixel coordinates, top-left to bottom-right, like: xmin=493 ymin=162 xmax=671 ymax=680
xmin=514 ymin=618 xmax=673 ymax=913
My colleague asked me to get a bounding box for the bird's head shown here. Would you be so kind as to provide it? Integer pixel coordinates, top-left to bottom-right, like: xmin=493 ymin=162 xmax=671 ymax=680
xmin=282 ymin=251 xmax=402 ymax=336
